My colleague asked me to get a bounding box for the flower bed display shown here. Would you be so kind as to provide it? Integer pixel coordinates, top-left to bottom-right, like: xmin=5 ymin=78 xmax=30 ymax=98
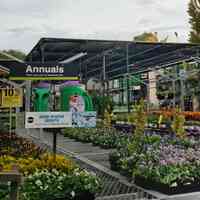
xmin=64 ymin=127 xmax=130 ymax=149
xmin=21 ymin=168 xmax=99 ymax=200
xmin=0 ymin=132 xmax=44 ymax=158
xmin=0 ymin=132 xmax=101 ymax=200
xmin=135 ymin=175 xmax=200 ymax=195
xmin=109 ymin=135 xmax=200 ymax=194
xmin=152 ymin=110 xmax=200 ymax=121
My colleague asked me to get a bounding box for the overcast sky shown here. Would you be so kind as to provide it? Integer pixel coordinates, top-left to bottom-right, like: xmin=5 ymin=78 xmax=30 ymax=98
xmin=0 ymin=0 xmax=190 ymax=53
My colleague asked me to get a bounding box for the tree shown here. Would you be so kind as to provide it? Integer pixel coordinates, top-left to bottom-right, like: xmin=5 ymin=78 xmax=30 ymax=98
xmin=188 ymin=0 xmax=200 ymax=43
xmin=0 ymin=49 xmax=26 ymax=60
xmin=133 ymin=32 xmax=169 ymax=43
xmin=91 ymin=92 xmax=114 ymax=118
xmin=134 ymin=32 xmax=159 ymax=42
xmin=171 ymin=108 xmax=186 ymax=139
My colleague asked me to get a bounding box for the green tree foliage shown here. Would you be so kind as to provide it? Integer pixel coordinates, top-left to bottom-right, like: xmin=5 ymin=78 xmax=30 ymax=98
xmin=0 ymin=49 xmax=26 ymax=60
xmin=91 ymin=92 xmax=114 ymax=118
xmin=171 ymin=108 xmax=186 ymax=139
xmin=188 ymin=0 xmax=200 ymax=43
xmin=128 ymin=99 xmax=147 ymax=154
xmin=128 ymin=99 xmax=147 ymax=136
xmin=133 ymin=32 xmax=169 ymax=43
xmin=131 ymin=99 xmax=147 ymax=137
xmin=134 ymin=32 xmax=159 ymax=42
xmin=104 ymin=107 xmax=113 ymax=128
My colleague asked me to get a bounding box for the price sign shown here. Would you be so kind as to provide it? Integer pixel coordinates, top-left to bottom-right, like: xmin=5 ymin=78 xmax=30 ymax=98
xmin=0 ymin=88 xmax=23 ymax=108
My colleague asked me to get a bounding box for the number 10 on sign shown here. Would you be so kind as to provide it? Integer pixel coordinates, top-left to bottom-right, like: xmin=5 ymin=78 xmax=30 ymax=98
xmin=0 ymin=88 xmax=23 ymax=108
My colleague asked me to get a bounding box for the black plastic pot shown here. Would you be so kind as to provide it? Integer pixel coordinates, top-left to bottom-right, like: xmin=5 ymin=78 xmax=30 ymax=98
xmin=109 ymin=153 xmax=121 ymax=172
xmin=74 ymin=192 xmax=95 ymax=200
xmin=54 ymin=192 xmax=95 ymax=200
xmin=157 ymin=94 xmax=165 ymax=100
xmin=135 ymin=176 xmax=200 ymax=195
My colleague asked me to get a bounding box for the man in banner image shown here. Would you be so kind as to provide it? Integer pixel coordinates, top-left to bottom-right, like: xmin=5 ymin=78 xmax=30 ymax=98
xmin=69 ymin=95 xmax=85 ymax=112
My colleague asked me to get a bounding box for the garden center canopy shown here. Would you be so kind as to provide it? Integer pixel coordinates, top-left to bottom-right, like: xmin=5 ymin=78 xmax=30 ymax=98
xmin=9 ymin=38 xmax=200 ymax=80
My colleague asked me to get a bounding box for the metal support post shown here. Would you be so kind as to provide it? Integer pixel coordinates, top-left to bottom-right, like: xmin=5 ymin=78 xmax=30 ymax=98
xmin=172 ymin=80 xmax=176 ymax=109
xmin=39 ymin=48 xmax=45 ymax=139
xmin=25 ymin=81 xmax=31 ymax=112
xmin=52 ymin=82 xmax=57 ymax=159
xmin=103 ymin=54 xmax=106 ymax=96
xmin=25 ymin=50 xmax=32 ymax=135
xmin=126 ymin=44 xmax=131 ymax=113
xmin=53 ymin=130 xmax=57 ymax=158
xmin=180 ymin=79 xmax=185 ymax=111
xmin=146 ymin=82 xmax=150 ymax=112
xmin=172 ymin=66 xmax=177 ymax=109
xmin=25 ymin=81 xmax=31 ymax=135
xmin=85 ymin=64 xmax=88 ymax=90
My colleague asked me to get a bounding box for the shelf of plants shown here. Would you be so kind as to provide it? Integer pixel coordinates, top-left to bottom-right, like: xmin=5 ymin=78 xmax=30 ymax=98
xmin=63 ymin=101 xmax=200 ymax=195
xmin=0 ymin=132 xmax=101 ymax=200
xmin=64 ymin=127 xmax=131 ymax=149
xmin=108 ymin=104 xmax=200 ymax=195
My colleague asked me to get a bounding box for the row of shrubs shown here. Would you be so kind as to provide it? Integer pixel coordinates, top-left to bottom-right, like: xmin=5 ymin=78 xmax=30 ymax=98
xmin=63 ymin=127 xmax=130 ymax=149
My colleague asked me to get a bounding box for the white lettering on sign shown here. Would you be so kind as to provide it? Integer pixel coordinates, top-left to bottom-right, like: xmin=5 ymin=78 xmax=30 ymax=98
xmin=26 ymin=65 xmax=64 ymax=74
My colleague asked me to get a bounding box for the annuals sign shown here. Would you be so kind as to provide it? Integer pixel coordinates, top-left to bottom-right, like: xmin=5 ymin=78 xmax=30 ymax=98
xmin=26 ymin=65 xmax=64 ymax=74
xmin=7 ymin=62 xmax=78 ymax=80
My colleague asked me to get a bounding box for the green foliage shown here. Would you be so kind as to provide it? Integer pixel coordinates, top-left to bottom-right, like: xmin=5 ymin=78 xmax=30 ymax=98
xmin=134 ymin=32 xmax=159 ymax=42
xmin=131 ymin=99 xmax=147 ymax=136
xmin=0 ymin=50 xmax=26 ymax=60
xmin=103 ymin=109 xmax=113 ymax=128
xmin=112 ymin=135 xmax=200 ymax=187
xmin=0 ymin=184 xmax=9 ymax=200
xmin=114 ymin=113 xmax=129 ymax=122
xmin=91 ymin=92 xmax=114 ymax=118
xmin=20 ymin=169 xmax=101 ymax=200
xmin=188 ymin=0 xmax=200 ymax=43
xmin=127 ymin=100 xmax=147 ymax=154
xmin=171 ymin=108 xmax=186 ymax=139
xmin=64 ymin=127 xmax=130 ymax=149
xmin=147 ymin=114 xmax=159 ymax=125
xmin=136 ymin=164 xmax=195 ymax=186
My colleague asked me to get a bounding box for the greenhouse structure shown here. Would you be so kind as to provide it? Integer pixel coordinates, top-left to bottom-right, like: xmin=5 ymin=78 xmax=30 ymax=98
xmin=1 ymin=38 xmax=200 ymax=200
xmin=24 ymin=38 xmax=200 ymax=112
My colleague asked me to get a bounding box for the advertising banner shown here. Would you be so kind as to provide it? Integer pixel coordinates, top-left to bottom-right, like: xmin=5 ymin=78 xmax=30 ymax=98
xmin=69 ymin=95 xmax=85 ymax=112
xmin=25 ymin=112 xmax=72 ymax=128
xmin=72 ymin=112 xmax=96 ymax=128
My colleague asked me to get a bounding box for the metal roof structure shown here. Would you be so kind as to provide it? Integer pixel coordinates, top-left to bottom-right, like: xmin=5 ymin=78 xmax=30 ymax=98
xmin=19 ymin=37 xmax=200 ymax=80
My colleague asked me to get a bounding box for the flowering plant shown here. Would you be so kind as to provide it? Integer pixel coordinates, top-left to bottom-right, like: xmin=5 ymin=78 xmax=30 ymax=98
xmin=64 ymin=127 xmax=130 ymax=149
xmin=0 ymin=132 xmax=45 ymax=158
xmin=0 ymin=154 xmax=76 ymax=176
xmin=134 ymin=140 xmax=200 ymax=186
xmin=21 ymin=168 xmax=101 ymax=200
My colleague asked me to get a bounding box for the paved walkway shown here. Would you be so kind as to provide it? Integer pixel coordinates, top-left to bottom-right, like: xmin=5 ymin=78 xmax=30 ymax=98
xmin=24 ymin=129 xmax=113 ymax=168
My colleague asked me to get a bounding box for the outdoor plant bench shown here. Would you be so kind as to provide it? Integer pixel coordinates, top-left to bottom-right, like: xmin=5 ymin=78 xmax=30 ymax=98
xmin=0 ymin=169 xmax=22 ymax=200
